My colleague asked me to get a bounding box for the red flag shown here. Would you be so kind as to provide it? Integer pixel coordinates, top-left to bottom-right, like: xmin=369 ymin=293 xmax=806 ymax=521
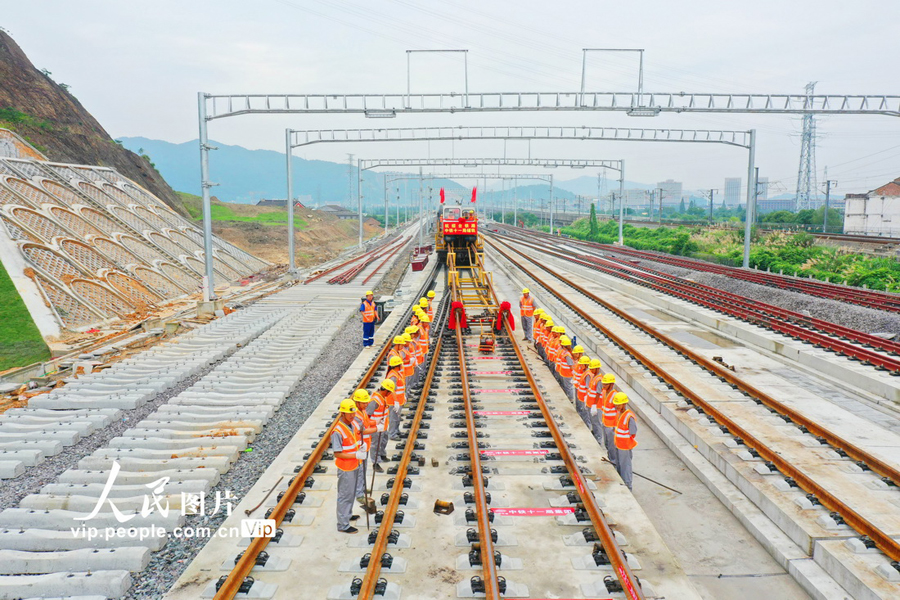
xmin=440 ymin=188 xmax=445 ymax=204
xmin=471 ymin=186 xmax=477 ymax=203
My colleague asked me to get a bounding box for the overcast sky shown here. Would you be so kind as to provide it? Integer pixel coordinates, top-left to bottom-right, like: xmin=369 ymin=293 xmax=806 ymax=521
xmin=4 ymin=0 xmax=899 ymax=195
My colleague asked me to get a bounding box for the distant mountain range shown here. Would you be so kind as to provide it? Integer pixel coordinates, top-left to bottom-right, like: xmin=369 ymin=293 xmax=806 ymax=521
xmin=118 ymin=137 xmax=664 ymax=210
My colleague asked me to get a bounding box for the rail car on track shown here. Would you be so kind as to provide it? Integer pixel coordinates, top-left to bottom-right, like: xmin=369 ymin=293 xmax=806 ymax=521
xmin=436 ymin=187 xmax=481 ymax=264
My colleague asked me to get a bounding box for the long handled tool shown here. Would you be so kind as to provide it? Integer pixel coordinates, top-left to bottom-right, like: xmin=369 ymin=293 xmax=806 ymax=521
xmin=601 ymin=457 xmax=682 ymax=495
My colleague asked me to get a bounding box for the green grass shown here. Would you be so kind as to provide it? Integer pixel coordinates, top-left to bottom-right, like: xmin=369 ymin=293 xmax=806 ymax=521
xmin=177 ymin=192 xmax=308 ymax=229
xmin=0 ymin=260 xmax=51 ymax=372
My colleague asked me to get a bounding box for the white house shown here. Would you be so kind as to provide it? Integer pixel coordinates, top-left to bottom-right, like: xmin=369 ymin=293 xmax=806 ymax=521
xmin=843 ymin=177 xmax=900 ymax=237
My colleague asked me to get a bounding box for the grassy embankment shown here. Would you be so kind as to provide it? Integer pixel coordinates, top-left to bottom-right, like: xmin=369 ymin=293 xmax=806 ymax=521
xmin=176 ymin=192 xmax=308 ymax=228
xmin=0 ymin=260 xmax=50 ymax=372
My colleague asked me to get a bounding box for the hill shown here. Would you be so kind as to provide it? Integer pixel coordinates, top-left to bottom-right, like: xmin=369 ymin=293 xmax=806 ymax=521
xmin=118 ymin=136 xmax=467 ymax=207
xmin=555 ymin=175 xmax=652 ymax=197
xmin=0 ymin=31 xmax=187 ymax=215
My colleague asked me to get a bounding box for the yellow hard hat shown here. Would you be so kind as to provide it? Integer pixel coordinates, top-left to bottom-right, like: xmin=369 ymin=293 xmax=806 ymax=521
xmin=613 ymin=392 xmax=629 ymax=405
xmin=393 ymin=336 xmax=405 ymax=345
xmin=401 ymin=333 xmax=412 ymax=343
xmin=573 ymin=345 xmax=584 ymax=354
xmin=541 ymin=314 xmax=552 ymax=321
xmin=533 ymin=308 xmax=544 ymax=316
xmin=405 ymin=326 xmax=418 ymax=334
xmin=365 ymin=291 xmax=373 ymax=296
xmin=590 ymin=359 xmax=603 ymax=370
xmin=389 ymin=356 xmax=403 ymax=367
xmin=381 ymin=378 xmax=396 ymax=392
xmin=551 ymin=326 xmax=562 ymax=334
xmin=339 ymin=398 xmax=357 ymax=413
xmin=522 ymin=288 xmax=530 ymax=294
xmin=352 ymin=389 xmax=370 ymax=403
xmin=413 ymin=308 xmax=425 ymax=315
xmin=419 ymin=298 xmax=428 ymax=307
xmin=602 ymin=373 xmax=616 ymax=384
xmin=578 ymin=356 xmax=591 ymax=365
xmin=419 ymin=314 xmax=431 ymax=323
xmin=557 ymin=326 xmax=566 ymax=334
xmin=427 ymin=290 xmax=436 ymax=298
xmin=559 ymin=336 xmax=571 ymax=346
xmin=545 ymin=319 xmax=554 ymax=326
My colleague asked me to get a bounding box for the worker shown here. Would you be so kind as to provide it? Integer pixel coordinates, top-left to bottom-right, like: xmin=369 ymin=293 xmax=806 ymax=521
xmin=332 ymin=398 xmax=365 ymax=533
xmin=401 ymin=331 xmax=417 ymax=393
xmin=613 ymin=392 xmax=638 ymax=490
xmin=368 ymin=379 xmax=394 ymax=471
xmin=388 ymin=335 xmax=405 ymax=367
xmin=519 ymin=288 xmax=537 ymax=342
xmin=546 ymin=326 xmax=563 ymax=371
xmin=426 ymin=290 xmax=436 ymax=319
xmin=418 ymin=297 xmax=429 ymax=315
xmin=359 ymin=291 xmax=379 ymax=347
xmin=417 ymin=314 xmax=431 ymax=380
xmin=408 ymin=322 xmax=424 ymax=387
xmin=537 ymin=316 xmax=553 ymax=360
xmin=574 ymin=355 xmax=592 ymax=427
xmin=600 ymin=374 xmax=619 ymax=462
xmin=556 ymin=336 xmax=575 ymax=401
xmin=352 ymin=390 xmax=378 ymax=505
xmin=585 ymin=359 xmax=604 ymax=443
xmin=571 ymin=345 xmax=585 ymax=368
xmin=385 ymin=356 xmax=406 ymax=440
xmin=532 ymin=308 xmax=545 ymax=344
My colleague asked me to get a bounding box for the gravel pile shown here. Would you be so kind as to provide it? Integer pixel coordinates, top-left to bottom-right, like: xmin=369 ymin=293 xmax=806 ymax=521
xmin=624 ymin=256 xmax=900 ymax=335
xmin=127 ymin=253 xmax=414 ymax=598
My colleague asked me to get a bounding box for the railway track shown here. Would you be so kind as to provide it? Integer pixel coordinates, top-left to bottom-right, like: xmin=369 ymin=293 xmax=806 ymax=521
xmin=493 ymin=227 xmax=900 ymax=374
xmin=170 ymin=250 xmax=701 ymax=600
xmin=485 ymin=234 xmax=900 ymax=581
xmin=306 ymin=233 xmax=411 ymax=285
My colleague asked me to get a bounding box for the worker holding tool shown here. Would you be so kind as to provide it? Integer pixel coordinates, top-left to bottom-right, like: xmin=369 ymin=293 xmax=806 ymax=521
xmin=386 ymin=355 xmax=406 ymax=440
xmin=613 ymin=392 xmax=638 ymax=490
xmin=574 ymin=355 xmax=592 ymax=427
xmin=600 ymin=374 xmax=619 ymax=459
xmin=519 ymin=288 xmax=537 ymax=342
xmin=332 ymin=398 xmax=365 ymax=533
xmin=556 ymin=336 xmax=575 ymax=401
xmin=585 ymin=359 xmax=604 ymax=442
xmin=359 ymin=291 xmax=379 ymax=348
xmin=368 ymin=379 xmax=394 ymax=471
xmin=353 ymin=390 xmax=378 ymax=505
xmin=426 ymin=290 xmax=436 ymax=319
xmin=417 ymin=314 xmax=431 ymax=383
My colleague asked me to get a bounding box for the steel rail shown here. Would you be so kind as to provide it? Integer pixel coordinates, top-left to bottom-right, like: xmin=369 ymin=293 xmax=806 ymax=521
xmin=487 ymin=288 xmax=646 ymax=599
xmin=501 ymin=230 xmax=900 ymax=367
xmin=304 ymin=235 xmax=409 ymax=284
xmin=491 ymin=233 xmax=900 ymax=486
xmin=450 ymin=256 xmax=502 ymax=599
xmin=356 ymin=295 xmax=448 ymax=598
xmin=486 ymin=236 xmax=900 ymax=562
xmin=326 ymin=236 xmax=411 ymax=284
xmin=361 ymin=239 xmax=411 ymax=285
xmin=214 ymin=269 xmax=437 ymax=599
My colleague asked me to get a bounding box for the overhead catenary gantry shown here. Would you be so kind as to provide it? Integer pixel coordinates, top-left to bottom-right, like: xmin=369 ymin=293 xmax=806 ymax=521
xmin=283 ymin=125 xmax=755 ymax=270
xmin=198 ymin=72 xmax=899 ymax=295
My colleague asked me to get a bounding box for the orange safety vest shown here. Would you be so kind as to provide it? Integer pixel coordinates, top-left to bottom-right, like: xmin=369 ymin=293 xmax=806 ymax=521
xmin=334 ymin=420 xmax=361 ymax=471
xmin=534 ymin=323 xmax=544 ymax=346
xmin=370 ymin=390 xmax=391 ymax=428
xmin=614 ymin=410 xmax=638 ymax=451
xmin=416 ymin=330 xmax=428 ymax=361
xmin=585 ymin=372 xmax=603 ymax=408
xmin=575 ymin=368 xmax=590 ymax=403
xmin=546 ymin=337 xmax=560 ymax=363
xmin=558 ymin=352 xmax=573 ymax=378
xmin=402 ymin=347 xmax=415 ymax=378
xmin=601 ymin=387 xmax=618 ymax=427
xmin=388 ymin=347 xmax=403 ymax=367
xmin=361 ymin=299 xmax=377 ymax=323
xmin=386 ymin=366 xmax=406 ymax=405
xmin=520 ymin=296 xmax=534 ymax=317
xmin=355 ymin=409 xmax=374 ymax=451
xmin=427 ymin=303 xmax=434 ymax=320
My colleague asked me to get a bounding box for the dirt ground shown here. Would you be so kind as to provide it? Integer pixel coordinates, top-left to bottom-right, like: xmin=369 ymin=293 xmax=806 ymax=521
xmin=214 ymin=211 xmax=383 ymax=266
